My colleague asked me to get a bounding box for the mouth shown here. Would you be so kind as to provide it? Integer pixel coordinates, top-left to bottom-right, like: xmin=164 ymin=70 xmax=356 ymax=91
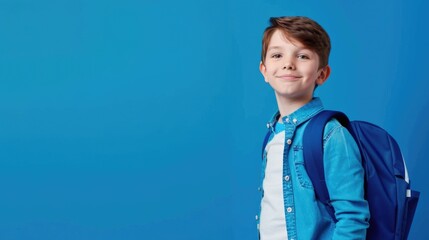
xmin=277 ymin=75 xmax=301 ymax=81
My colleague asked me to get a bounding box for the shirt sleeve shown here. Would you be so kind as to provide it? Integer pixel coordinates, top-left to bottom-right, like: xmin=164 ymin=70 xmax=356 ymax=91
xmin=323 ymin=121 xmax=370 ymax=240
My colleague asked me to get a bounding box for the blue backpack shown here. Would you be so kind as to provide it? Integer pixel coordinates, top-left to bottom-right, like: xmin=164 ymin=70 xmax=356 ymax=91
xmin=303 ymin=110 xmax=420 ymax=239
xmin=261 ymin=110 xmax=420 ymax=239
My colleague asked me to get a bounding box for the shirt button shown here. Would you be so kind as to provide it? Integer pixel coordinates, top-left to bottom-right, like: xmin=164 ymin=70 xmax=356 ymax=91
xmin=257 ymin=187 xmax=262 ymax=191
xmin=285 ymin=117 xmax=290 ymax=123
xmin=255 ymin=215 xmax=259 ymax=220
xmin=287 ymin=207 xmax=293 ymax=213
xmin=286 ymin=139 xmax=292 ymax=145
xmin=284 ymin=175 xmax=290 ymax=181
xmin=293 ymin=118 xmax=298 ymax=124
xmin=266 ymin=123 xmax=270 ymax=128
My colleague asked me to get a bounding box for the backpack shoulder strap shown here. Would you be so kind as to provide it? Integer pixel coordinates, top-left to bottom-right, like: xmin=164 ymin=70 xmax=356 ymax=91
xmin=303 ymin=110 xmax=350 ymax=221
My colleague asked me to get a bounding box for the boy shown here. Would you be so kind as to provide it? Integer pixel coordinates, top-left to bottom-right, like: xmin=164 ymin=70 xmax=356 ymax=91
xmin=257 ymin=16 xmax=370 ymax=239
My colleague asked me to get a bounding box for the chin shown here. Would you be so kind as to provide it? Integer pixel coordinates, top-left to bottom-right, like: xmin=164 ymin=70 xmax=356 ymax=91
xmin=275 ymin=89 xmax=295 ymax=96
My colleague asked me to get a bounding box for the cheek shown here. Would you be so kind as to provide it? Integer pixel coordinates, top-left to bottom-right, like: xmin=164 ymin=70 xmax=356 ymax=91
xmin=266 ymin=65 xmax=278 ymax=75
xmin=303 ymin=66 xmax=320 ymax=79
xmin=310 ymin=71 xmax=319 ymax=79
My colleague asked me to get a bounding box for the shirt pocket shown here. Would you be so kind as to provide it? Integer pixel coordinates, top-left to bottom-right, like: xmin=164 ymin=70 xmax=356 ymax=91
xmin=293 ymin=145 xmax=314 ymax=189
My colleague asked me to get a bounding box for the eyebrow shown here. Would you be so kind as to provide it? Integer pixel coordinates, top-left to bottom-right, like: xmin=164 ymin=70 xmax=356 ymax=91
xmin=267 ymin=45 xmax=312 ymax=53
xmin=267 ymin=46 xmax=283 ymax=51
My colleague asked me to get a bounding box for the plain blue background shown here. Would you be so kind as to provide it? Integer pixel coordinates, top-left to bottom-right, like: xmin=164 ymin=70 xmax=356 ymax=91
xmin=0 ymin=0 xmax=427 ymax=239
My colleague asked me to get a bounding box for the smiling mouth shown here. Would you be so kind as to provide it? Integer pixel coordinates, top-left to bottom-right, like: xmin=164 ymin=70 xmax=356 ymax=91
xmin=277 ymin=75 xmax=301 ymax=81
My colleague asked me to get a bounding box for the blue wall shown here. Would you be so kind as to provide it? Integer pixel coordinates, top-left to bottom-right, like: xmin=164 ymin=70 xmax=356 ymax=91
xmin=0 ymin=0 xmax=427 ymax=239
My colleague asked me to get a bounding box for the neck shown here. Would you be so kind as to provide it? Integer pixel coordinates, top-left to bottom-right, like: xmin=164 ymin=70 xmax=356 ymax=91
xmin=275 ymin=94 xmax=313 ymax=120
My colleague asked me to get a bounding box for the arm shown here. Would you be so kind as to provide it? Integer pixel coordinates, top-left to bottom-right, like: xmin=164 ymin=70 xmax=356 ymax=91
xmin=323 ymin=122 xmax=370 ymax=240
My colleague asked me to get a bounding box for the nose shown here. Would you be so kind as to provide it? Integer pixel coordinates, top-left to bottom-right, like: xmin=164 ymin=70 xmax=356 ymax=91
xmin=283 ymin=61 xmax=295 ymax=70
xmin=283 ymin=58 xmax=295 ymax=70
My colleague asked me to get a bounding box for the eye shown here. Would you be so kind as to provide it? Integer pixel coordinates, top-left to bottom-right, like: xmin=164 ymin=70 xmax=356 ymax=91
xmin=271 ymin=53 xmax=282 ymax=59
xmin=297 ymin=54 xmax=310 ymax=60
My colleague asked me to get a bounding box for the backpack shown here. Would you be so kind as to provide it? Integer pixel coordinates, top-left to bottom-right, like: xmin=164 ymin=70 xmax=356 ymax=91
xmin=303 ymin=110 xmax=420 ymax=240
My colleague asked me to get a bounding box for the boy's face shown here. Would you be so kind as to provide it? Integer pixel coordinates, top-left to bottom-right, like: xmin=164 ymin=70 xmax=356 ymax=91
xmin=260 ymin=30 xmax=330 ymax=105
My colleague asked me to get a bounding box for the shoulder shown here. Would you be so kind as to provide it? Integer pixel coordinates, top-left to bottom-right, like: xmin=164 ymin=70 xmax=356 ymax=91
xmin=322 ymin=118 xmax=343 ymax=142
xmin=322 ymin=118 xmax=356 ymax=147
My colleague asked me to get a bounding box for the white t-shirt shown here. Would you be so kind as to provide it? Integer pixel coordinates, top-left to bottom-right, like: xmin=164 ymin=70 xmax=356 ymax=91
xmin=260 ymin=123 xmax=288 ymax=240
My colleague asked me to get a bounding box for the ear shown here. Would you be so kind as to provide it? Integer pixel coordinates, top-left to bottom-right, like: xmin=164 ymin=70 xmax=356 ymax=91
xmin=316 ymin=65 xmax=331 ymax=86
xmin=259 ymin=61 xmax=268 ymax=83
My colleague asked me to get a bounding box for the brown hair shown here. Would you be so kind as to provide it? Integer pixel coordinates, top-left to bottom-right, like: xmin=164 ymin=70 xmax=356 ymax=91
xmin=261 ymin=16 xmax=331 ymax=68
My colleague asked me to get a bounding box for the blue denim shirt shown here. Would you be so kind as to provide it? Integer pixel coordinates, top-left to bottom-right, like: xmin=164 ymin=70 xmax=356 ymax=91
xmin=257 ymin=98 xmax=370 ymax=240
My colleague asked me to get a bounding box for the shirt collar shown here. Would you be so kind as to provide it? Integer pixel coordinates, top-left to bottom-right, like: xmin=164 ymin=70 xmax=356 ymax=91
xmin=266 ymin=97 xmax=324 ymax=130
